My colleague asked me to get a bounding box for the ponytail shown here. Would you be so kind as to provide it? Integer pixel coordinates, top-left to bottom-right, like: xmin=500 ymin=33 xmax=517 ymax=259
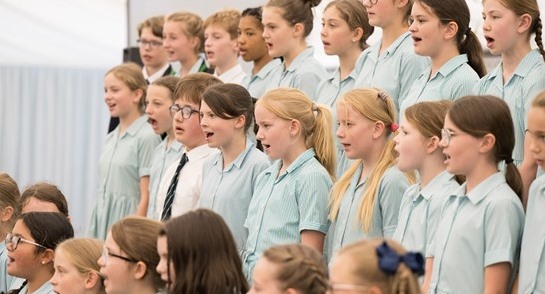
xmin=534 ymin=17 xmax=545 ymax=61
xmin=391 ymin=264 xmax=422 ymax=294
xmin=504 ymin=161 xmax=523 ymax=201
xmin=310 ymin=104 xmax=336 ymax=179
xmin=460 ymin=30 xmax=487 ymax=77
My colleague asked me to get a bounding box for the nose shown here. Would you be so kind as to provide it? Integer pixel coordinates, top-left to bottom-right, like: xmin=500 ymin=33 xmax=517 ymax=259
xmin=336 ymin=125 xmax=344 ymax=139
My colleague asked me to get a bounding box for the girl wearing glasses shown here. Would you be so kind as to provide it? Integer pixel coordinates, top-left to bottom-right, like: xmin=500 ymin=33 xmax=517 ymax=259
xmin=144 ymin=76 xmax=183 ymax=220
xmin=248 ymin=244 xmax=328 ymax=294
xmin=392 ymin=101 xmax=460 ymax=287
xmin=355 ymin=0 xmax=428 ymax=117
xmin=399 ymin=0 xmax=486 ymax=117
xmin=98 ymin=216 xmax=162 ymax=294
xmin=88 ymin=63 xmax=160 ymax=240
xmin=261 ymin=0 xmax=327 ymax=100
xmin=329 ymin=238 xmax=421 ymax=294
xmin=426 ymin=95 xmax=524 ymax=293
xmin=50 ymin=238 xmax=105 ymax=294
xmin=475 ymin=0 xmax=545 ymax=203
xmin=518 ymin=91 xmax=545 ymax=293
xmin=156 ymin=209 xmax=247 ymax=294
xmin=0 ymin=172 xmax=20 ymax=294
xmin=327 ymin=89 xmax=413 ymax=262
xmin=6 ymin=212 xmax=74 ymax=294
xmin=198 ymin=84 xmax=271 ymax=253
xmin=316 ymin=0 xmax=373 ymax=177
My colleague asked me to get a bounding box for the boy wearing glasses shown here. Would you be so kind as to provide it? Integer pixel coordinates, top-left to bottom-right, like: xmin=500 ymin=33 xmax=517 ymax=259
xmin=153 ymin=73 xmax=222 ymax=221
xmin=138 ymin=16 xmax=176 ymax=84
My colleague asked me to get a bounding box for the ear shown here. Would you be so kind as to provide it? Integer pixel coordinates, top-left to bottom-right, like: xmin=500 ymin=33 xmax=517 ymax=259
xmin=517 ymin=13 xmax=532 ymax=34
xmin=394 ymin=0 xmax=410 ymax=9
xmin=0 ymin=206 xmax=14 ymax=223
xmin=444 ymin=21 xmax=458 ymax=41
xmin=289 ymin=119 xmax=301 ymax=137
xmin=133 ymin=261 xmax=148 ymax=280
xmin=372 ymin=121 xmax=386 ymax=139
xmin=479 ymin=133 xmax=496 ymax=153
xmin=190 ymin=36 xmax=200 ymax=52
xmin=425 ymin=136 xmax=441 ymax=154
xmin=234 ymin=115 xmax=246 ymax=129
xmin=352 ymin=27 xmax=364 ymax=43
xmin=84 ymin=271 xmax=102 ymax=290
xmin=132 ymin=89 xmax=144 ymax=104
xmin=292 ymin=23 xmax=305 ymax=38
xmin=41 ymin=248 xmax=55 ymax=264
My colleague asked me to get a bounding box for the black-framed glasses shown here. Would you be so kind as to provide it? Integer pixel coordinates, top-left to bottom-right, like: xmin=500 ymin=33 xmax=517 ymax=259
xmin=327 ymin=283 xmax=369 ymax=293
xmin=5 ymin=233 xmax=48 ymax=250
xmin=102 ymin=246 xmax=138 ymax=264
xmin=169 ymin=104 xmax=200 ymax=119
xmin=137 ymin=39 xmax=163 ymax=49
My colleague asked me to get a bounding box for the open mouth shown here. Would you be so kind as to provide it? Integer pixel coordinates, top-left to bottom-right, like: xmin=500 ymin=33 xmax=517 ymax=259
xmin=148 ymin=117 xmax=157 ymax=127
xmin=412 ymin=36 xmax=422 ymax=43
xmin=485 ymin=36 xmax=495 ymax=47
xmin=205 ymin=132 xmax=214 ymax=139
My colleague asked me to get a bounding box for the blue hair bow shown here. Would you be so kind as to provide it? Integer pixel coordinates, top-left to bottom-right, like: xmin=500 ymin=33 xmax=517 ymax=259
xmin=376 ymin=241 xmax=425 ymax=276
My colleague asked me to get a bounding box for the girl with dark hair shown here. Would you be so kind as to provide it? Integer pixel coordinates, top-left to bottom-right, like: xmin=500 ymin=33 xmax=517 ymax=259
xmin=239 ymin=7 xmax=281 ymax=98
xmin=156 ymin=209 xmax=248 ymax=294
xmin=476 ymin=0 xmax=545 ymax=202
xmin=0 ymin=172 xmax=19 ymax=293
xmin=426 ymin=95 xmax=525 ymax=293
xmin=6 ymin=212 xmax=74 ymax=294
xmin=399 ymin=0 xmax=485 ymax=116
xmin=198 ymin=84 xmax=271 ymax=253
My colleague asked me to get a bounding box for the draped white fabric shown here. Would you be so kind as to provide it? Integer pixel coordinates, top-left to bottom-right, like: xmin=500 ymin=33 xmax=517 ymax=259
xmin=0 ymin=66 xmax=110 ymax=235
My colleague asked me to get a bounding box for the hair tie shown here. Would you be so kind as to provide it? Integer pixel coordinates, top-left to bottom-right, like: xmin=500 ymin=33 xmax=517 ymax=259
xmin=505 ymin=158 xmax=514 ymax=164
xmin=466 ymin=27 xmax=472 ymax=35
xmin=390 ymin=123 xmax=399 ymax=132
xmin=311 ymin=102 xmax=318 ymax=112
xmin=376 ymin=241 xmax=425 ymax=276
xmin=378 ymin=91 xmax=389 ymax=101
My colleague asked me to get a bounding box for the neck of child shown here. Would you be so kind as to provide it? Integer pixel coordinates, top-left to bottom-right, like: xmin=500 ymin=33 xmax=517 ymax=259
xmin=338 ymin=46 xmax=362 ymax=80
xmin=145 ymin=63 xmax=166 ymax=77
xmin=222 ymin=132 xmax=247 ymax=168
xmin=279 ymin=140 xmax=307 ymax=175
xmin=430 ymin=44 xmax=460 ymax=78
xmin=180 ymin=53 xmax=200 ymax=77
xmin=501 ymin=41 xmax=532 ymax=83
xmin=119 ymin=110 xmax=142 ymax=135
xmin=216 ymin=57 xmax=239 ymax=76
xmin=418 ymin=152 xmax=447 ymax=188
xmin=165 ymin=130 xmax=176 ymax=148
xmin=283 ymin=40 xmax=307 ymax=69
xmin=361 ymin=139 xmax=388 ymax=178
xmin=27 ymin=268 xmax=53 ymax=293
xmin=380 ymin=23 xmax=408 ymax=54
xmin=252 ymin=54 xmax=274 ymax=75
xmin=129 ymin=281 xmax=157 ymax=294
xmin=464 ymin=160 xmax=498 ymax=194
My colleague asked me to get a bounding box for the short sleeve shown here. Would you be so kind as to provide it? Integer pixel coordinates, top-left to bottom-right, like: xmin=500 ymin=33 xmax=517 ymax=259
xmin=138 ymin=131 xmax=160 ymax=177
xmin=378 ymin=168 xmax=410 ymax=237
xmin=296 ymin=169 xmax=332 ymax=234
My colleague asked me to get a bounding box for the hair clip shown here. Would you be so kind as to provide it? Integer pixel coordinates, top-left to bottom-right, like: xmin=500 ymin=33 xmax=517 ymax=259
xmin=505 ymin=157 xmax=514 ymax=164
xmin=378 ymin=91 xmax=389 ymax=101
xmin=311 ymin=102 xmax=318 ymax=112
xmin=376 ymin=241 xmax=424 ymax=276
xmin=390 ymin=123 xmax=399 ymax=132
xmin=466 ymin=27 xmax=472 ymax=35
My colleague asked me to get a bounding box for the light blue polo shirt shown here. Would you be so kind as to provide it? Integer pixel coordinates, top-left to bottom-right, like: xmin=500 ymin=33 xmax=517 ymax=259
xmin=198 ymin=140 xmax=271 ymax=253
xmin=354 ymin=32 xmax=429 ymax=116
xmin=399 ymin=54 xmax=479 ymax=117
xmin=315 ymin=66 xmax=361 ymax=177
xmin=392 ymin=171 xmax=459 ymax=257
xmin=474 ymin=49 xmax=545 ymax=166
xmin=519 ymin=174 xmax=545 ymax=294
xmin=0 ymin=242 xmax=14 ymax=294
xmin=147 ymin=137 xmax=183 ymax=219
xmin=328 ymin=164 xmax=410 ymax=259
xmin=242 ymin=59 xmax=282 ymax=99
xmin=243 ymin=148 xmax=332 ymax=278
xmin=429 ymin=172 xmax=524 ymax=294
xmin=267 ymin=46 xmax=327 ymax=100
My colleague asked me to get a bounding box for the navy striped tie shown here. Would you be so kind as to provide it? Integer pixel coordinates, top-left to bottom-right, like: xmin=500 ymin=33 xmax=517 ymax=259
xmin=161 ymin=153 xmax=188 ymax=221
